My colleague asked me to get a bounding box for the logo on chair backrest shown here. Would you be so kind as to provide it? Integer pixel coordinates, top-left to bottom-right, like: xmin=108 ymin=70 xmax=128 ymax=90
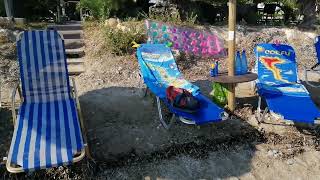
xmin=259 ymin=56 xmax=289 ymax=83
xmin=265 ymin=50 xmax=291 ymax=56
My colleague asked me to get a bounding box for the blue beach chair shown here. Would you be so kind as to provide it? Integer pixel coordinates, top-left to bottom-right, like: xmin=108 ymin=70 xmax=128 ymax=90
xmin=5 ymin=30 xmax=88 ymax=173
xmin=136 ymin=44 xmax=228 ymax=129
xmin=254 ymin=43 xmax=320 ymax=124
xmin=312 ymin=36 xmax=320 ymax=70
xmin=303 ymin=36 xmax=320 ymax=88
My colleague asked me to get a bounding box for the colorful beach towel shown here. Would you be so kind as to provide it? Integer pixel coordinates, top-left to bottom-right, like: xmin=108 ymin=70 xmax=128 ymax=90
xmin=145 ymin=20 xmax=226 ymax=58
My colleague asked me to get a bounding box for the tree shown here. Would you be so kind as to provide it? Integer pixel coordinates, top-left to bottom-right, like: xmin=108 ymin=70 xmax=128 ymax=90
xmin=0 ymin=0 xmax=6 ymax=16
xmin=297 ymin=0 xmax=317 ymax=28
xmin=79 ymin=0 xmax=149 ymax=19
xmin=4 ymin=0 xmax=13 ymax=17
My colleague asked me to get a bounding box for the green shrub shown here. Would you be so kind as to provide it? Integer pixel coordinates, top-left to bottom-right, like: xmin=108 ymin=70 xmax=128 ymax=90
xmin=104 ymin=21 xmax=146 ymax=55
xmin=78 ymin=0 xmax=111 ymax=19
xmin=0 ymin=34 xmax=8 ymax=45
xmin=148 ymin=10 xmax=197 ymax=27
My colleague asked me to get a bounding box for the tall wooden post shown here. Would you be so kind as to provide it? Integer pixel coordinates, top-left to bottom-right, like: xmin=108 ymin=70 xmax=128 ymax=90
xmin=227 ymin=0 xmax=236 ymax=111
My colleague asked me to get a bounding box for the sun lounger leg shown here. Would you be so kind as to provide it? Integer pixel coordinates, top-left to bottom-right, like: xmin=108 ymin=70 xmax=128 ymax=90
xmin=314 ymin=119 xmax=320 ymax=125
xmin=156 ymin=97 xmax=176 ymax=129
xmin=311 ymin=63 xmax=320 ymax=70
xmin=144 ymin=87 xmax=149 ymax=97
xmin=262 ymin=107 xmax=268 ymax=122
xmin=11 ymin=83 xmax=22 ymax=125
xmin=256 ymin=96 xmax=268 ymax=123
xmin=256 ymin=96 xmax=268 ymax=124
xmin=256 ymin=96 xmax=261 ymax=123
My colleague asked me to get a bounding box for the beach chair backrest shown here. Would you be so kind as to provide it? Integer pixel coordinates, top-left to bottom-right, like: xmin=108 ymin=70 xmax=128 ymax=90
xmin=137 ymin=44 xmax=199 ymax=98
xmin=254 ymin=43 xmax=298 ymax=85
xmin=145 ymin=20 xmax=226 ymax=58
xmin=17 ymin=30 xmax=71 ymax=103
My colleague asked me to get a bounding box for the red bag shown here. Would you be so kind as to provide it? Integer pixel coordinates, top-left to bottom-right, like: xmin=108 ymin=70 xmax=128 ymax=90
xmin=166 ymin=86 xmax=200 ymax=113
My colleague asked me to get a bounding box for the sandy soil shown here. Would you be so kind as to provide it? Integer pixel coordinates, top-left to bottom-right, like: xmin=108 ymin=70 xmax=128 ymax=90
xmin=1 ymin=23 xmax=320 ymax=179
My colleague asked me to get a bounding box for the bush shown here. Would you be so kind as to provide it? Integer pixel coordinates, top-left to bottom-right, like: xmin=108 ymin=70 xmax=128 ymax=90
xmin=103 ymin=21 xmax=146 ymax=55
xmin=148 ymin=9 xmax=197 ymax=27
xmin=0 ymin=33 xmax=9 ymax=45
xmin=79 ymin=0 xmax=111 ymax=19
xmin=0 ymin=0 xmax=5 ymax=17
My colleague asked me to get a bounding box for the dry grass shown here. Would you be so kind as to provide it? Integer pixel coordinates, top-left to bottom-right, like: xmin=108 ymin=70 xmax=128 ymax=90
xmin=0 ymin=33 xmax=8 ymax=44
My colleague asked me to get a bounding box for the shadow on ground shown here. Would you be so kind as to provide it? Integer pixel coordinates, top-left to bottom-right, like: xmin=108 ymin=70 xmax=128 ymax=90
xmin=79 ymin=85 xmax=265 ymax=179
xmin=0 ymin=108 xmax=14 ymax=177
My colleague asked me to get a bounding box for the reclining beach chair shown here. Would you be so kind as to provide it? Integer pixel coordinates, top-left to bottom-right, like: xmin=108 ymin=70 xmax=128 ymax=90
xmin=136 ymin=44 xmax=228 ymax=129
xmin=311 ymin=36 xmax=320 ymax=70
xmin=254 ymin=43 xmax=320 ymax=124
xmin=4 ymin=30 xmax=88 ymax=173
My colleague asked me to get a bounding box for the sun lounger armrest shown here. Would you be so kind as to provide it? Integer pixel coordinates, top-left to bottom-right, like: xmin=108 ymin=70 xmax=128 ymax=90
xmin=70 ymin=77 xmax=91 ymax=158
xmin=11 ymin=82 xmax=22 ymax=125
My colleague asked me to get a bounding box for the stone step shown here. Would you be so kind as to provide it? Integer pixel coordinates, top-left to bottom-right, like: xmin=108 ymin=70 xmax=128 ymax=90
xmin=48 ymin=23 xmax=83 ymax=31
xmin=59 ymin=30 xmax=83 ymax=39
xmin=67 ymin=58 xmax=85 ymax=65
xmin=65 ymin=47 xmax=85 ymax=57
xmin=67 ymin=63 xmax=85 ymax=76
xmin=64 ymin=39 xmax=85 ymax=49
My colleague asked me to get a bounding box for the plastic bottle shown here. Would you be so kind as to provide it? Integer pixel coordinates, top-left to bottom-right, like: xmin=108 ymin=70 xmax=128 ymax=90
xmin=215 ymin=61 xmax=219 ymax=76
xmin=210 ymin=63 xmax=216 ymax=77
xmin=235 ymin=51 xmax=242 ymax=75
xmin=241 ymin=49 xmax=248 ymax=74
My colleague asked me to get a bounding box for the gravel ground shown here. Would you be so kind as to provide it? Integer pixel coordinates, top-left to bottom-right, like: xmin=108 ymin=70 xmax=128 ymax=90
xmin=1 ymin=23 xmax=320 ymax=179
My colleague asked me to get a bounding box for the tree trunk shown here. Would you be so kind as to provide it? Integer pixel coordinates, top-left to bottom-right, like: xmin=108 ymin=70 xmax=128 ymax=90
xmin=4 ymin=0 xmax=13 ymax=17
xmin=298 ymin=0 xmax=317 ymax=28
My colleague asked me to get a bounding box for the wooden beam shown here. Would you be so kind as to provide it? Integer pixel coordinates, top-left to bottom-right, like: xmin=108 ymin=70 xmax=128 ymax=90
xmin=227 ymin=0 xmax=236 ymax=111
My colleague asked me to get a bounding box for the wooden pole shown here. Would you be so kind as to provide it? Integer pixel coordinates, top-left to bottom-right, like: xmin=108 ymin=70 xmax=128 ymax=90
xmin=227 ymin=0 xmax=236 ymax=111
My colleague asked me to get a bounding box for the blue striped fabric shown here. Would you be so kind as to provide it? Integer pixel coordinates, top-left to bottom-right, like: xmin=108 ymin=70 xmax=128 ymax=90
xmin=7 ymin=30 xmax=84 ymax=171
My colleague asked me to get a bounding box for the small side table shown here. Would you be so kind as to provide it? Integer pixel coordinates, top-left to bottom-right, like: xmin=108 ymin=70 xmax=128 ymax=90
xmin=208 ymin=72 xmax=258 ymax=111
xmin=208 ymin=72 xmax=258 ymax=84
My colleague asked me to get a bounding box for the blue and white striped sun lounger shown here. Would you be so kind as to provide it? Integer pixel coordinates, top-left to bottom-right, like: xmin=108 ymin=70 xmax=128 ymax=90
xmin=5 ymin=30 xmax=86 ymax=173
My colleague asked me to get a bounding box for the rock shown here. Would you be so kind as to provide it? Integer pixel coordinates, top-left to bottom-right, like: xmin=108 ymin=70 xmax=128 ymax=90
xmin=105 ymin=18 xmax=120 ymax=27
xmin=267 ymin=150 xmax=274 ymax=157
xmin=287 ymin=159 xmax=294 ymax=165
xmin=116 ymin=24 xmax=131 ymax=32
xmin=0 ymin=28 xmax=20 ymax=42
xmin=258 ymin=127 xmax=265 ymax=133
xmin=268 ymin=149 xmax=281 ymax=157
xmin=14 ymin=18 xmax=26 ymax=26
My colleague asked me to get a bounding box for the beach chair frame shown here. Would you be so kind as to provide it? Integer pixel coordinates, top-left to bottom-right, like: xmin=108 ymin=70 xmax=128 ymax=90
xmin=4 ymin=32 xmax=89 ymax=173
xmin=303 ymin=65 xmax=320 ymax=89
xmin=143 ymin=83 xmax=228 ymax=130
xmin=256 ymin=94 xmax=320 ymax=125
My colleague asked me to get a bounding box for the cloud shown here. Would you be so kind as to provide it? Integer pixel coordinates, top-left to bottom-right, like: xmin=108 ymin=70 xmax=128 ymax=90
xmin=284 ymin=70 xmax=294 ymax=75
